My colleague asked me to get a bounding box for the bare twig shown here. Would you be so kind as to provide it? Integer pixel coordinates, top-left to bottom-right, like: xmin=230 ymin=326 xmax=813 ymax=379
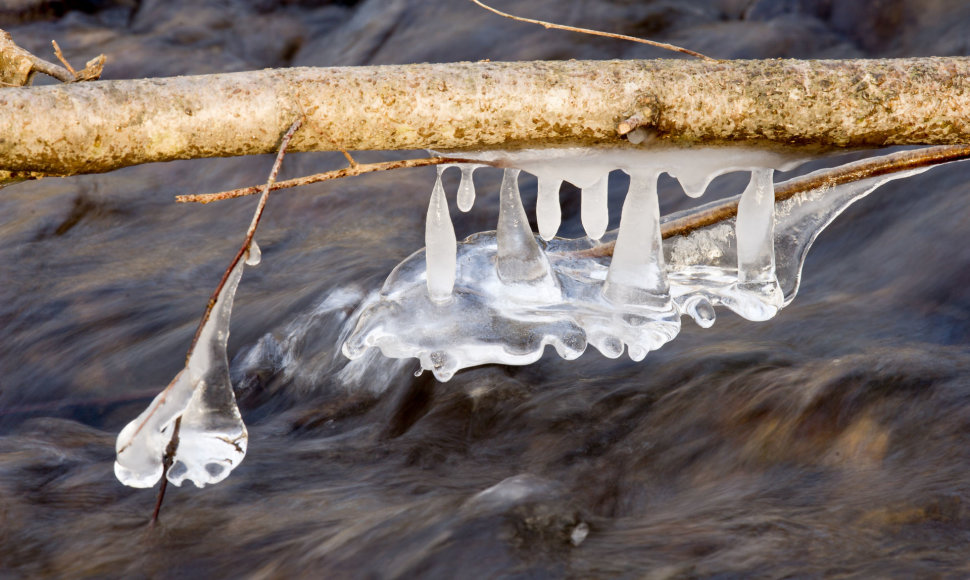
xmin=469 ymin=0 xmax=716 ymax=62
xmin=187 ymin=118 xmax=303 ymax=354
xmin=51 ymin=40 xmax=76 ymax=78
xmin=149 ymin=416 xmax=181 ymax=528
xmin=176 ymin=156 xmax=499 ymax=204
xmin=341 ymin=150 xmax=358 ymax=168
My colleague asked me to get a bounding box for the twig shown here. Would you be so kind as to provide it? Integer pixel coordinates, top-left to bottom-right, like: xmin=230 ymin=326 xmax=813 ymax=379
xmin=23 ymin=54 xmax=74 ymax=83
xmin=341 ymin=150 xmax=358 ymax=168
xmin=148 ymin=118 xmax=302 ymax=525
xmin=51 ymin=40 xmax=76 ymax=78
xmin=149 ymin=417 xmax=181 ymax=527
xmin=187 ymin=118 xmax=303 ymax=354
xmin=469 ymin=0 xmax=716 ymax=62
xmin=176 ymin=156 xmax=498 ymax=204
xmin=575 ymin=145 xmax=970 ymax=258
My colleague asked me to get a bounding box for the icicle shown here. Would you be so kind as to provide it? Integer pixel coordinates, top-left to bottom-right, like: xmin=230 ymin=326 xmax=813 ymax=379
xmin=115 ymin=257 xmax=249 ymax=488
xmin=496 ymin=168 xmax=549 ymax=284
xmin=734 ymin=168 xmax=783 ymax=319
xmin=425 ymin=167 xmax=457 ymax=303
xmin=536 ymin=177 xmax=563 ymax=241
xmin=603 ymin=171 xmax=669 ymax=308
xmin=581 ymin=174 xmax=609 ymax=240
xmin=245 ymin=240 xmax=261 ymax=266
xmin=456 ymin=165 xmax=479 ymax=212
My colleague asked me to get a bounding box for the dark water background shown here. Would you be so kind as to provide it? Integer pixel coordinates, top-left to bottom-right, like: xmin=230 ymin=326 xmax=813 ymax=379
xmin=4 ymin=0 xmax=970 ymax=577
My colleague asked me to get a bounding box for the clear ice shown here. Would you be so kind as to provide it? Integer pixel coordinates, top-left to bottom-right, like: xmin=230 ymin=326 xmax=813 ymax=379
xmin=456 ymin=164 xmax=481 ymax=212
xmin=496 ymin=169 xmax=556 ymax=285
xmin=345 ymin=146 xmax=941 ymax=381
xmin=733 ymin=168 xmax=784 ymax=320
xmin=115 ymin=247 xmax=254 ymax=488
xmin=536 ymin=176 xmax=563 ymax=240
xmin=425 ymin=167 xmax=457 ymax=303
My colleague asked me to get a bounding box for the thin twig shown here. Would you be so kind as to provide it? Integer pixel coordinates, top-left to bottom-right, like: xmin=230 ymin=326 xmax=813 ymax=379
xmin=469 ymin=0 xmax=716 ymax=62
xmin=149 ymin=416 xmax=181 ymax=528
xmin=51 ymin=40 xmax=77 ymax=78
xmin=187 ymin=118 xmax=303 ymax=354
xmin=25 ymin=55 xmax=74 ymax=83
xmin=341 ymin=150 xmax=358 ymax=168
xmin=176 ymin=156 xmax=498 ymax=204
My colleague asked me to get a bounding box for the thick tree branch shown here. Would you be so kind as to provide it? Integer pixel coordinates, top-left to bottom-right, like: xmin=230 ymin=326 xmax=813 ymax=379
xmin=3 ymin=58 xmax=970 ymax=177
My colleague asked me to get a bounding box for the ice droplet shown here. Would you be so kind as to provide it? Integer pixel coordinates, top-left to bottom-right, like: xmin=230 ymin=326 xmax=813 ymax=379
xmin=426 ymin=168 xmax=457 ymax=303
xmin=571 ymin=522 xmax=590 ymax=546
xmin=536 ymin=176 xmax=562 ymax=240
xmin=245 ymin=240 xmax=261 ymax=266
xmin=581 ymin=174 xmax=609 ymax=240
xmin=456 ymin=164 xmax=479 ymax=212
xmin=684 ymin=295 xmax=716 ymax=328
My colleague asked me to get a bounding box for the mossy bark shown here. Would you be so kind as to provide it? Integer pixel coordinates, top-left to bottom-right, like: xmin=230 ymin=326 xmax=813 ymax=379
xmin=2 ymin=58 xmax=970 ymax=176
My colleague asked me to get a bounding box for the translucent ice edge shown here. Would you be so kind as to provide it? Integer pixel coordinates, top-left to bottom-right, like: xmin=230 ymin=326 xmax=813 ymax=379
xmin=345 ymin=146 xmax=935 ymax=382
xmin=114 ymin=244 xmax=257 ymax=488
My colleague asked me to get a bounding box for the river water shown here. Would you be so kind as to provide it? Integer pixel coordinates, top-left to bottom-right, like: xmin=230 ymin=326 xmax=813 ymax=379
xmin=4 ymin=0 xmax=970 ymax=577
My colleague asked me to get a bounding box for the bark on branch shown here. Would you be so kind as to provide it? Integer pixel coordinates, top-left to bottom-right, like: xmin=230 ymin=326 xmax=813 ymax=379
xmin=3 ymin=57 xmax=970 ymax=177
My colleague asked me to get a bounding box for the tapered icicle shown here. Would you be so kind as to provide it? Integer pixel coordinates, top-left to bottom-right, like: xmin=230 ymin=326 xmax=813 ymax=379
xmin=603 ymin=171 xmax=669 ymax=308
xmin=536 ymin=176 xmax=563 ymax=240
xmin=425 ymin=168 xmax=457 ymax=302
xmin=581 ymin=174 xmax=609 ymax=240
xmin=496 ymin=168 xmax=548 ymax=284
xmin=456 ymin=165 xmax=478 ymax=212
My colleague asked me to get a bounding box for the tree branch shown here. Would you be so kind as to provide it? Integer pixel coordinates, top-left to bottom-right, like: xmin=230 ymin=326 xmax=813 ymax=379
xmin=3 ymin=58 xmax=970 ymax=178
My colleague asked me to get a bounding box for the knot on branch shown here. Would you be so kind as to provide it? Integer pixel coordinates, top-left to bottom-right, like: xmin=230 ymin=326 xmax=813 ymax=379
xmin=618 ymin=94 xmax=661 ymax=141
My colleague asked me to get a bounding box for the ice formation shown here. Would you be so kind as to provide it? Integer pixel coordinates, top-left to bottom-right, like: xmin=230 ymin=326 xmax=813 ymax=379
xmin=425 ymin=167 xmax=458 ymax=303
xmin=455 ymin=164 xmax=483 ymax=212
xmin=114 ymin=245 xmax=256 ymax=488
xmin=344 ymin=146 xmax=935 ymax=381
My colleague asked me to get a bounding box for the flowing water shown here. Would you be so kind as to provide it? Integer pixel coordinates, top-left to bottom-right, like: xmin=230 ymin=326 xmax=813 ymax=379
xmin=4 ymin=0 xmax=970 ymax=577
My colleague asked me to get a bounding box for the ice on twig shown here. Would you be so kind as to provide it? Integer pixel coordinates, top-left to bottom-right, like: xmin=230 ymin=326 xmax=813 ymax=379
xmin=345 ymin=145 xmax=941 ymax=381
xmin=115 ymin=256 xmax=249 ymax=488
xmin=246 ymin=240 xmax=261 ymax=266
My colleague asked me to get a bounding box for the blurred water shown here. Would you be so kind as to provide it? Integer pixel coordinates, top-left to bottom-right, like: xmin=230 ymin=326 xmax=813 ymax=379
xmin=3 ymin=1 xmax=970 ymax=577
